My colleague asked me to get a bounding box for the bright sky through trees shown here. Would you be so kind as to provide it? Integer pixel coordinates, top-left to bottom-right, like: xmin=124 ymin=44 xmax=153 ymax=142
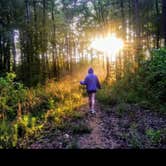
xmin=90 ymin=34 xmax=124 ymax=61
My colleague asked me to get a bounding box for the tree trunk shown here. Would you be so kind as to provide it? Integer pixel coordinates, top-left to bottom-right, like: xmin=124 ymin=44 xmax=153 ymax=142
xmin=156 ymin=0 xmax=160 ymax=48
xmin=106 ymin=55 xmax=110 ymax=81
xmin=41 ymin=0 xmax=47 ymax=82
xmin=162 ymin=0 xmax=166 ymax=46
xmin=51 ymin=0 xmax=58 ymax=78
xmin=0 ymin=34 xmax=2 ymax=72
xmin=134 ymin=0 xmax=141 ymax=68
xmin=25 ymin=0 xmax=30 ymax=24
xmin=24 ymin=0 xmax=31 ymax=86
xmin=11 ymin=31 xmax=16 ymax=72
xmin=4 ymin=38 xmax=11 ymax=72
xmin=33 ymin=0 xmax=39 ymax=55
xmin=120 ymin=0 xmax=126 ymax=40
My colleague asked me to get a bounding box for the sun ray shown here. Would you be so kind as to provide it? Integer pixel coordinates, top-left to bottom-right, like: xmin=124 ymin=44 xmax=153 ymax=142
xmin=90 ymin=33 xmax=124 ymax=61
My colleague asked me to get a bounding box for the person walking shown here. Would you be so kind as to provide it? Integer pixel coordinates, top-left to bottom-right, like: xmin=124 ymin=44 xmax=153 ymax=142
xmin=80 ymin=68 xmax=101 ymax=114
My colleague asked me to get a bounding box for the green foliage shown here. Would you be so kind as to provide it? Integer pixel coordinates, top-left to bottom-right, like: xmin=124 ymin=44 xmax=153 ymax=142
xmin=0 ymin=73 xmax=85 ymax=148
xmin=116 ymin=103 xmax=129 ymax=117
xmin=0 ymin=120 xmax=14 ymax=148
xmin=48 ymin=98 xmax=56 ymax=110
xmin=96 ymin=84 xmax=113 ymax=105
xmin=70 ymin=111 xmax=85 ymax=120
xmin=128 ymin=123 xmax=143 ymax=149
xmin=0 ymin=115 xmax=43 ymax=148
xmin=143 ymin=48 xmax=166 ymax=102
xmin=146 ymin=129 xmax=161 ymax=144
xmin=71 ymin=123 xmax=92 ymax=134
xmin=16 ymin=115 xmax=42 ymax=138
xmin=129 ymin=132 xmax=142 ymax=149
xmin=139 ymin=100 xmax=152 ymax=109
xmin=0 ymin=73 xmax=27 ymax=120
xmin=98 ymin=48 xmax=166 ymax=114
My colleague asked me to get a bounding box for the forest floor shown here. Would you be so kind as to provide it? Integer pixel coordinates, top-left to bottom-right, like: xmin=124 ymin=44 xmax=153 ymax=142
xmin=29 ymin=99 xmax=166 ymax=149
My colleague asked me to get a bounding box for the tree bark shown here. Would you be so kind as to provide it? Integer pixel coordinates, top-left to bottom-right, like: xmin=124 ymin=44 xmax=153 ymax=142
xmin=11 ymin=31 xmax=16 ymax=72
xmin=0 ymin=34 xmax=2 ymax=72
xmin=134 ymin=0 xmax=141 ymax=68
xmin=120 ymin=0 xmax=126 ymax=40
xmin=51 ymin=0 xmax=58 ymax=78
xmin=156 ymin=0 xmax=160 ymax=48
xmin=162 ymin=0 xmax=166 ymax=46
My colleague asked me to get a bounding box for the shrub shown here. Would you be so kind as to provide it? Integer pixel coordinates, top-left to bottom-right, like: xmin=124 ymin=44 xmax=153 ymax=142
xmin=0 ymin=73 xmax=27 ymax=120
xmin=99 ymin=48 xmax=166 ymax=114
xmin=0 ymin=120 xmax=13 ymax=148
xmin=146 ymin=129 xmax=161 ymax=145
xmin=96 ymin=84 xmax=112 ymax=105
xmin=0 ymin=73 xmax=87 ymax=148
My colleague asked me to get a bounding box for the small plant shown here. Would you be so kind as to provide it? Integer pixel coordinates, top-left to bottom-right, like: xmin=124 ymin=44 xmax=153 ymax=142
xmin=139 ymin=100 xmax=151 ymax=109
xmin=129 ymin=132 xmax=142 ymax=149
xmin=146 ymin=129 xmax=161 ymax=144
xmin=96 ymin=85 xmax=111 ymax=105
xmin=116 ymin=103 xmax=129 ymax=116
xmin=48 ymin=98 xmax=56 ymax=109
xmin=0 ymin=73 xmax=27 ymax=120
xmin=71 ymin=93 xmax=81 ymax=103
xmin=71 ymin=123 xmax=92 ymax=134
xmin=0 ymin=120 xmax=13 ymax=148
xmin=129 ymin=124 xmax=143 ymax=149
xmin=70 ymin=111 xmax=85 ymax=120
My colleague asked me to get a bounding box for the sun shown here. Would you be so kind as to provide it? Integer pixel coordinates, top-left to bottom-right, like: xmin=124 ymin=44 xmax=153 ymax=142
xmin=90 ymin=33 xmax=124 ymax=60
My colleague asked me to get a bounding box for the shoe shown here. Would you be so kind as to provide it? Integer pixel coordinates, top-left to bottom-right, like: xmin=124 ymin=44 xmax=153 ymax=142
xmin=91 ymin=110 xmax=95 ymax=114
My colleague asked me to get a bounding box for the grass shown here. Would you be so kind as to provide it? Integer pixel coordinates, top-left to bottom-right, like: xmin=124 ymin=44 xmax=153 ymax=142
xmin=70 ymin=111 xmax=86 ymax=120
xmin=116 ymin=103 xmax=129 ymax=117
xmin=71 ymin=123 xmax=92 ymax=135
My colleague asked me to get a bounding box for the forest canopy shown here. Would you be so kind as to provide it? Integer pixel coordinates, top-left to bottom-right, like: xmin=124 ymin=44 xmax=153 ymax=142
xmin=0 ymin=0 xmax=166 ymax=86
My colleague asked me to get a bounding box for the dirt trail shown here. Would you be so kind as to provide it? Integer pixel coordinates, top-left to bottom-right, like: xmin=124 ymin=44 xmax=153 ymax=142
xmin=77 ymin=102 xmax=120 ymax=149
xmin=29 ymin=99 xmax=166 ymax=149
xmin=29 ymin=101 xmax=121 ymax=149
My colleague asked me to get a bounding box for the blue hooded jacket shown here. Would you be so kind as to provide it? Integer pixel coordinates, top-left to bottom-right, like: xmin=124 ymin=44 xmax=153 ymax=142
xmin=80 ymin=68 xmax=101 ymax=93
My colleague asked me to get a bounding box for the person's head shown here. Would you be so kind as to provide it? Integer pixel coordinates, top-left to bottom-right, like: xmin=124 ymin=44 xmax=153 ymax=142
xmin=88 ymin=67 xmax=94 ymax=74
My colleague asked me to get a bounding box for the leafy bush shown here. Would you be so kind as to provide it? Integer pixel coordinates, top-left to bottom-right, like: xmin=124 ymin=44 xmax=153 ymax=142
xmin=0 ymin=73 xmax=27 ymax=120
xmin=0 ymin=73 xmax=86 ymax=148
xmin=146 ymin=129 xmax=161 ymax=145
xmin=96 ymin=84 xmax=113 ymax=105
xmin=98 ymin=48 xmax=166 ymax=114
xmin=0 ymin=120 xmax=14 ymax=148
xmin=143 ymin=48 xmax=166 ymax=102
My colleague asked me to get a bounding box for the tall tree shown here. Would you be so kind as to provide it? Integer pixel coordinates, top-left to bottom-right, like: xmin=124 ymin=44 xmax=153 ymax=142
xmin=162 ymin=0 xmax=166 ymax=46
xmin=155 ymin=0 xmax=160 ymax=48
